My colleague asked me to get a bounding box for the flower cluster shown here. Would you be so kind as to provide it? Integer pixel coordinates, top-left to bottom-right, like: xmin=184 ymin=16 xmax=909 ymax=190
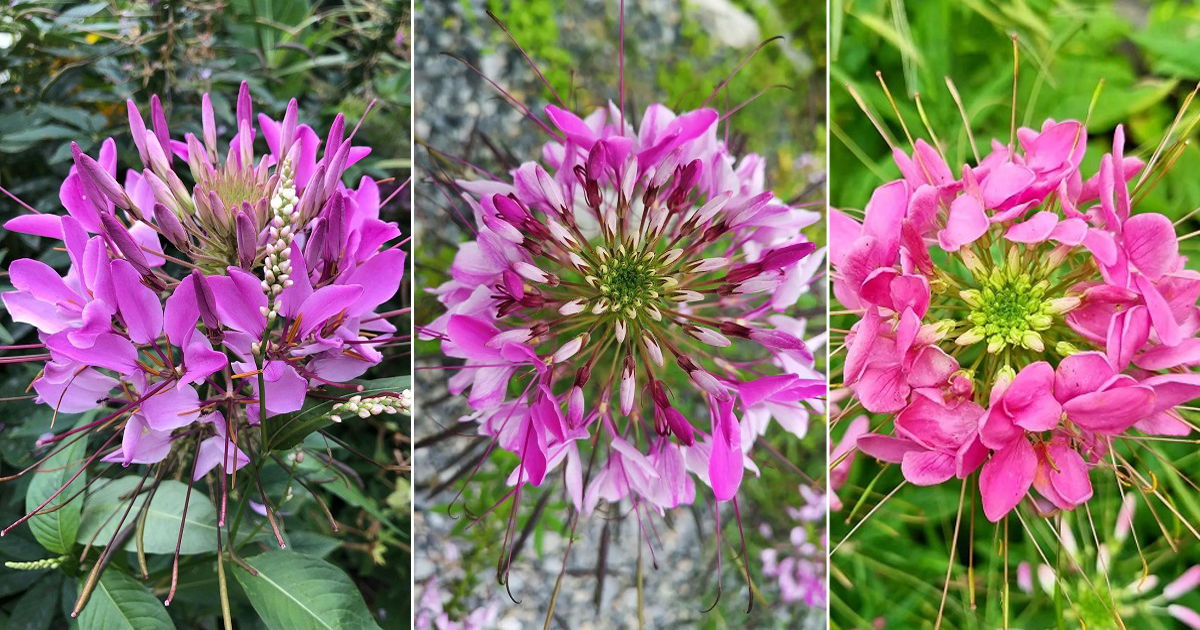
xmin=833 ymin=120 xmax=1198 ymax=521
xmin=426 ymin=102 xmax=824 ymax=512
xmin=3 ymin=82 xmax=404 ymax=526
xmin=760 ymin=484 xmax=827 ymax=610
xmin=415 ymin=577 xmax=500 ymax=630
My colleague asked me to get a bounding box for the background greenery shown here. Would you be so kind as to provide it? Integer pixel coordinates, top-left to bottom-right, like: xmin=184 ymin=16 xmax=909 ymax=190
xmin=830 ymin=1 xmax=1200 ymax=628
xmin=414 ymin=0 xmax=826 ymax=627
xmin=0 ymin=1 xmax=410 ymax=628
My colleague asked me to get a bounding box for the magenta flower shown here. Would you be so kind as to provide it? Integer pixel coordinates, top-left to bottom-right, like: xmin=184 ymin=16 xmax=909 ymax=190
xmin=0 ymin=82 xmax=407 ymax=607
xmin=426 ymin=99 xmax=823 ymax=518
xmin=834 ymin=119 xmax=1200 ymax=522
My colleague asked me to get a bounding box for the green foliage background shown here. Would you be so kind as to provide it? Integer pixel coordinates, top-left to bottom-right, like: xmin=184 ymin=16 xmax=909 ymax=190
xmin=0 ymin=1 xmax=411 ymax=628
xmin=830 ymin=1 xmax=1200 ymax=628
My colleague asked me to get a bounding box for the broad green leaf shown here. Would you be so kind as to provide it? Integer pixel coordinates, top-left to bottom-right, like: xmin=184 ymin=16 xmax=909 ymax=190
xmin=25 ymin=431 xmax=88 ymax=554
xmin=76 ymin=477 xmax=218 ymax=555
xmin=234 ymin=550 xmax=381 ymax=630
xmin=74 ymin=569 xmax=174 ymax=630
xmin=265 ymin=376 xmax=410 ymax=451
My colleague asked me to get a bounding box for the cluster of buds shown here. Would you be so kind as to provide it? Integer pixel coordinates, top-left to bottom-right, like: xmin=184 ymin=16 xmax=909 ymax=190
xmin=329 ymin=393 xmax=410 ymax=423
xmin=261 ymin=158 xmax=300 ymax=321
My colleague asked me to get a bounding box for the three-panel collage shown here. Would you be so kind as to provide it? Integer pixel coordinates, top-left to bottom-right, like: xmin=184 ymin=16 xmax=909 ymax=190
xmin=2 ymin=1 xmax=1200 ymax=628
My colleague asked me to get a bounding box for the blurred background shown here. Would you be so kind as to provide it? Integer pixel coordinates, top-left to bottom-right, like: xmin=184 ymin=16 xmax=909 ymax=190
xmin=0 ymin=1 xmax=411 ymax=627
xmin=413 ymin=0 xmax=826 ymax=628
xmin=830 ymin=1 xmax=1200 ymax=628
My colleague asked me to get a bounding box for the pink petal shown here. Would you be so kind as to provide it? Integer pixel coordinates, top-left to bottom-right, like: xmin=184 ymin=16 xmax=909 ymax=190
xmin=260 ymin=361 xmax=308 ymax=416
xmin=544 ymin=104 xmax=598 ymax=147
xmin=109 ymin=259 xmax=163 ymax=344
xmin=1142 ymin=373 xmax=1200 ymax=413
xmin=192 ymin=435 xmax=250 ymax=481
xmin=1083 ymin=228 xmax=1119 ymax=267
xmin=163 ymin=273 xmax=199 ymax=346
xmin=738 ymin=374 xmax=800 ymax=408
xmin=46 ymin=331 xmax=137 ymax=374
xmin=1135 ymin=274 xmax=1182 ymax=347
xmin=1023 ymin=120 xmax=1083 ymax=172
xmin=980 ymin=439 xmax=1037 ymax=522
xmin=1124 ymin=213 xmax=1178 ymax=281
xmin=981 ymin=162 xmax=1035 ymax=208
xmin=446 ymin=315 xmax=503 ymax=361
xmin=208 ymin=268 xmax=267 ymax=335
xmin=862 ymin=180 xmax=909 ymax=260
xmin=855 ymin=365 xmax=909 ymax=413
xmin=297 ymin=284 xmax=365 ymax=337
xmin=4 ymin=214 xmax=63 ymax=239
xmin=516 ymin=413 xmax=548 ymax=486
xmin=1135 ymin=338 xmax=1200 ymax=370
xmin=709 ymin=396 xmax=744 ymax=501
xmin=1048 ymin=217 xmax=1088 ymax=245
xmin=829 ymin=209 xmax=863 ymax=268
xmin=1135 ymin=411 xmax=1193 ymax=437
xmin=1054 ymin=352 xmax=1114 ymax=402
xmin=856 ymin=433 xmax=921 ymax=464
xmin=345 ymin=249 xmax=405 ymax=316
xmin=937 ymin=194 xmax=988 ymax=251
xmin=1106 ymin=306 xmax=1150 ymax=373
xmin=1004 ymin=211 xmax=1058 ymax=243
xmin=907 ymin=346 xmax=958 ymax=388
xmin=8 ymin=259 xmax=77 ymax=305
xmin=1044 ymin=442 xmax=1092 ymax=507
xmin=140 ymin=385 xmax=201 ymax=431
xmin=901 ymin=450 xmax=955 ymax=486
xmin=1063 ymin=386 xmax=1155 ymax=433
xmin=181 ymin=337 xmax=227 ymax=386
xmin=979 ymin=405 xmax=1021 ymax=451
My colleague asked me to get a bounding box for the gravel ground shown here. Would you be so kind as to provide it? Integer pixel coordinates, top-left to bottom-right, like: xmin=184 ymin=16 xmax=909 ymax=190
xmin=413 ymin=1 xmax=824 ymax=627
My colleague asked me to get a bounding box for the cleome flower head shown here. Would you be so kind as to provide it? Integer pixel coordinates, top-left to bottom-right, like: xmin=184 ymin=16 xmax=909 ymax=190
xmin=0 ymin=81 xmax=406 ymax=605
xmin=834 ymin=119 xmax=1200 ymax=522
xmin=426 ymin=100 xmax=824 ymax=514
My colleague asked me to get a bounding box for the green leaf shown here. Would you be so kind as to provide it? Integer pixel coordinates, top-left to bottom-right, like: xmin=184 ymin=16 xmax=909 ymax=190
xmin=8 ymin=573 xmax=58 ymax=630
xmin=25 ymin=430 xmax=88 ymax=554
xmin=76 ymin=477 xmax=218 ymax=555
xmin=265 ymin=376 xmax=410 ymax=451
xmin=234 ymin=550 xmax=381 ymax=630
xmin=74 ymin=569 xmax=174 ymax=630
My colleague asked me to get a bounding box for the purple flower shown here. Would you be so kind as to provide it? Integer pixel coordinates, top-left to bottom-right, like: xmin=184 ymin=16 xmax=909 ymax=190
xmin=426 ymin=100 xmax=823 ymax=514
xmin=0 ymin=81 xmax=406 ymax=604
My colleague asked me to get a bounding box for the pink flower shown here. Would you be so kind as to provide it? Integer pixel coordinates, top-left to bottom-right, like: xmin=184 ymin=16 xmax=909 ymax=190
xmin=836 ymin=117 xmax=1196 ymax=524
xmin=0 ymin=82 xmax=407 ymax=587
xmin=427 ymin=101 xmax=822 ymax=512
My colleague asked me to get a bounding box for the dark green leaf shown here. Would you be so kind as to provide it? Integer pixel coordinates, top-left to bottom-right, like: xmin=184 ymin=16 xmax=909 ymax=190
xmin=75 ymin=477 xmax=218 ymax=555
xmin=25 ymin=430 xmax=88 ymax=554
xmin=234 ymin=550 xmax=380 ymax=630
xmin=73 ymin=569 xmax=175 ymax=630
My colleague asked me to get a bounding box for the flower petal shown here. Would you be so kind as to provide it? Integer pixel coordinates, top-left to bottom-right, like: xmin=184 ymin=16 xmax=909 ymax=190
xmin=980 ymin=439 xmax=1037 ymax=522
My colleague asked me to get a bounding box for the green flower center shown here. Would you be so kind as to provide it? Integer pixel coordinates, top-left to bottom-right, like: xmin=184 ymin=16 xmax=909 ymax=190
xmin=959 ymin=266 xmax=1057 ymax=353
xmin=595 ymin=251 xmax=668 ymax=317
